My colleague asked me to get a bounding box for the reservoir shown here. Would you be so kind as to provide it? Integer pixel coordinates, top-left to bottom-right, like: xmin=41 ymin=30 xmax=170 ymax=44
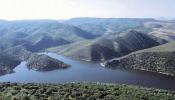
xmin=0 ymin=52 xmax=175 ymax=91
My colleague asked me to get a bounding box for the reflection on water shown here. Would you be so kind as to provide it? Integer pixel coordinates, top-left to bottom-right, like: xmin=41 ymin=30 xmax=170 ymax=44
xmin=0 ymin=52 xmax=175 ymax=91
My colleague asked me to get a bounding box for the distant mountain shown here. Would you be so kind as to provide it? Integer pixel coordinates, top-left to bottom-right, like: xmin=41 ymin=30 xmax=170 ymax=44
xmin=48 ymin=30 xmax=164 ymax=61
xmin=64 ymin=17 xmax=156 ymax=35
xmin=65 ymin=18 xmax=175 ymax=43
xmin=105 ymin=41 xmax=175 ymax=76
xmin=65 ymin=17 xmax=155 ymax=26
xmin=0 ymin=18 xmax=174 ymax=53
xmin=0 ymin=20 xmax=98 ymax=51
xmin=144 ymin=21 xmax=175 ymax=41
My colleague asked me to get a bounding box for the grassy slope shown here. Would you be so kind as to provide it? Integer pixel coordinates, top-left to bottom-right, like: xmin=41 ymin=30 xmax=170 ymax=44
xmin=47 ymin=30 xmax=162 ymax=61
xmin=137 ymin=41 xmax=175 ymax=52
xmin=65 ymin=18 xmax=155 ymax=35
xmin=0 ymin=20 xmax=97 ymax=52
xmin=47 ymin=40 xmax=97 ymax=55
xmin=0 ymin=82 xmax=174 ymax=100
xmin=115 ymin=41 xmax=175 ymax=59
xmin=144 ymin=21 xmax=175 ymax=41
xmin=105 ymin=41 xmax=175 ymax=76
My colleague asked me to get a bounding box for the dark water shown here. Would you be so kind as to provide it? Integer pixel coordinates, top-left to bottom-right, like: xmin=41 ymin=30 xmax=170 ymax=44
xmin=0 ymin=53 xmax=175 ymax=91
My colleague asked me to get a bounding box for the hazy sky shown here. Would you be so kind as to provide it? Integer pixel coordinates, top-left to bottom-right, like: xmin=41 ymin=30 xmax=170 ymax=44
xmin=0 ymin=0 xmax=174 ymax=20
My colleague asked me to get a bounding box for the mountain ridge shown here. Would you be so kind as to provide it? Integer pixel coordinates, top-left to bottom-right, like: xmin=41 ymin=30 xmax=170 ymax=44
xmin=47 ymin=30 xmax=164 ymax=61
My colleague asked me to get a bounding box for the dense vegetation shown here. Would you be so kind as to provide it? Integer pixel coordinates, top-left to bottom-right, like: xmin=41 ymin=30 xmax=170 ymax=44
xmin=0 ymin=82 xmax=174 ymax=100
xmin=105 ymin=42 xmax=175 ymax=76
xmin=105 ymin=52 xmax=175 ymax=76
xmin=27 ymin=54 xmax=70 ymax=71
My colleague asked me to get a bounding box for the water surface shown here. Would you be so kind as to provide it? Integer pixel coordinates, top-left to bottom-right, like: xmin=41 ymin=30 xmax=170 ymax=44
xmin=0 ymin=53 xmax=175 ymax=91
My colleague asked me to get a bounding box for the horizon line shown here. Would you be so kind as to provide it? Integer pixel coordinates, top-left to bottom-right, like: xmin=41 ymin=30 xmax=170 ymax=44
xmin=0 ymin=17 xmax=174 ymax=21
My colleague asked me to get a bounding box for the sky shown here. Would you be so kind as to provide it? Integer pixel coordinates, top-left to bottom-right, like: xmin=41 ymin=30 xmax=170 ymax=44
xmin=0 ymin=0 xmax=174 ymax=20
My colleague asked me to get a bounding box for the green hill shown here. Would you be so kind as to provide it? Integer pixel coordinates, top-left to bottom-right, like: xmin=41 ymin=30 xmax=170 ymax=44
xmin=105 ymin=42 xmax=175 ymax=76
xmin=27 ymin=54 xmax=70 ymax=71
xmin=48 ymin=30 xmax=164 ymax=61
xmin=65 ymin=18 xmax=155 ymax=35
xmin=0 ymin=20 xmax=98 ymax=51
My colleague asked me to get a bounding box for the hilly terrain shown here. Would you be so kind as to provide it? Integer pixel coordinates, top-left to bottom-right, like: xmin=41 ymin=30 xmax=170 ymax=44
xmin=0 ymin=53 xmax=21 ymax=75
xmin=105 ymin=41 xmax=175 ymax=76
xmin=0 ymin=45 xmax=70 ymax=74
xmin=0 ymin=18 xmax=175 ymax=99
xmin=47 ymin=30 xmax=165 ymax=61
xmin=65 ymin=18 xmax=175 ymax=43
xmin=27 ymin=54 xmax=70 ymax=71
xmin=0 ymin=20 xmax=97 ymax=52
xmin=0 ymin=18 xmax=175 ymax=74
xmin=144 ymin=21 xmax=175 ymax=41
xmin=64 ymin=18 xmax=155 ymax=35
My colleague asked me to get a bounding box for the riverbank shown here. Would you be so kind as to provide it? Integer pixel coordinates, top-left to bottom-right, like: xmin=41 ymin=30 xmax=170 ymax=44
xmin=0 ymin=82 xmax=174 ymax=100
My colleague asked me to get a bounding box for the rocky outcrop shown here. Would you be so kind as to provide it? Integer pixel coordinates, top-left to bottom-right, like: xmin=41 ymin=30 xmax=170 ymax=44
xmin=27 ymin=54 xmax=70 ymax=71
xmin=105 ymin=52 xmax=175 ymax=76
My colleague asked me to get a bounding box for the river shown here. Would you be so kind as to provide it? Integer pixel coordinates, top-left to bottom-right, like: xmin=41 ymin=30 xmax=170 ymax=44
xmin=0 ymin=52 xmax=175 ymax=90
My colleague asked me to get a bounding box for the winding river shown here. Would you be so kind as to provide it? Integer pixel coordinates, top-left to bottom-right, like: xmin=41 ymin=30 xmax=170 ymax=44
xmin=0 ymin=53 xmax=175 ymax=90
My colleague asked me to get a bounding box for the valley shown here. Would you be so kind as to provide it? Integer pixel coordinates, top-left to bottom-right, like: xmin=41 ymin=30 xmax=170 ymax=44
xmin=0 ymin=18 xmax=175 ymax=99
xmin=0 ymin=52 xmax=175 ymax=91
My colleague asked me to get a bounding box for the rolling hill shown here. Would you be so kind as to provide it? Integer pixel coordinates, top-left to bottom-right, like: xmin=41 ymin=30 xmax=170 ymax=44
xmin=0 ymin=18 xmax=175 ymax=74
xmin=47 ymin=30 xmax=165 ymax=61
xmin=105 ymin=41 xmax=175 ymax=76
xmin=64 ymin=17 xmax=155 ymax=35
xmin=144 ymin=21 xmax=175 ymax=41
xmin=0 ymin=20 xmax=98 ymax=52
xmin=27 ymin=54 xmax=70 ymax=71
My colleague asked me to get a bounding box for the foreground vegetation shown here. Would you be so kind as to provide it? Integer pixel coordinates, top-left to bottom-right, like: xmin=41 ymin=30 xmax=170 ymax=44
xmin=0 ymin=82 xmax=174 ymax=100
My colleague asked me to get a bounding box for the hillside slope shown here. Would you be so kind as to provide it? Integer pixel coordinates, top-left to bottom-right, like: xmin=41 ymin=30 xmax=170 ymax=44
xmin=1 ymin=46 xmax=70 ymax=72
xmin=65 ymin=18 xmax=155 ymax=35
xmin=48 ymin=30 xmax=164 ymax=61
xmin=145 ymin=21 xmax=175 ymax=41
xmin=0 ymin=53 xmax=21 ymax=75
xmin=27 ymin=54 xmax=70 ymax=71
xmin=0 ymin=20 xmax=97 ymax=52
xmin=105 ymin=42 xmax=175 ymax=76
